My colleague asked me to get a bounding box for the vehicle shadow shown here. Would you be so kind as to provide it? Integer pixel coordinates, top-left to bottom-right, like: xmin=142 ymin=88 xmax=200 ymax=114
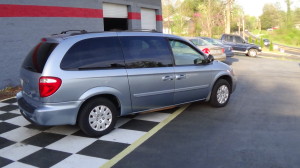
xmin=224 ymin=57 xmax=239 ymax=65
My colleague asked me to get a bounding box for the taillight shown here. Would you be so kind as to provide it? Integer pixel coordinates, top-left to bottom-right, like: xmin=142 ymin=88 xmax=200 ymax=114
xmin=39 ymin=77 xmax=62 ymax=97
xmin=202 ymin=48 xmax=210 ymax=54
xmin=222 ymin=48 xmax=225 ymax=53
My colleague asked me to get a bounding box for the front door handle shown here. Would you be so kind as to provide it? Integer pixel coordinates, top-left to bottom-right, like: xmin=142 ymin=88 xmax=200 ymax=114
xmin=162 ymin=76 xmax=174 ymax=81
xmin=175 ymin=74 xmax=186 ymax=80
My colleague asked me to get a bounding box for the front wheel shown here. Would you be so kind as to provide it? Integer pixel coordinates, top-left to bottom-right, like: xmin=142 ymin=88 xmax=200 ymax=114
xmin=78 ymin=98 xmax=117 ymax=137
xmin=210 ymin=79 xmax=231 ymax=107
xmin=247 ymin=49 xmax=257 ymax=57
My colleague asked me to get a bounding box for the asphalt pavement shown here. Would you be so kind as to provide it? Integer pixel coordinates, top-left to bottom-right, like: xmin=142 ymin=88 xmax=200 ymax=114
xmin=113 ymin=55 xmax=300 ymax=168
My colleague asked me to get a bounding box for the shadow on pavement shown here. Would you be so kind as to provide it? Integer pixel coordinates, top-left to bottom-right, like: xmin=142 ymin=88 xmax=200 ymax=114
xmin=224 ymin=57 xmax=239 ymax=65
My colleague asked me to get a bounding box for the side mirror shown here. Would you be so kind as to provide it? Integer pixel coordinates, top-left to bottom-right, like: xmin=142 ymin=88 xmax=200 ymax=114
xmin=207 ymin=54 xmax=214 ymax=62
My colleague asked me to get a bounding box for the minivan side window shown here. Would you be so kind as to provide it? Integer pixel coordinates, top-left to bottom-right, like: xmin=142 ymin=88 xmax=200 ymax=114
xmin=169 ymin=40 xmax=205 ymax=66
xmin=119 ymin=36 xmax=173 ymax=68
xmin=61 ymin=37 xmax=125 ymax=70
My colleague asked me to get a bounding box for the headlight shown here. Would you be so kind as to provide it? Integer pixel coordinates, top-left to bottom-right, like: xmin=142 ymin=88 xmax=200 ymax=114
xmin=259 ymin=47 xmax=262 ymax=49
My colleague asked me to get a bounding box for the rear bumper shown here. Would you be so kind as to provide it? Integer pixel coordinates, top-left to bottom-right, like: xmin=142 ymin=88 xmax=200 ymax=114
xmin=17 ymin=92 xmax=81 ymax=126
xmin=213 ymin=54 xmax=226 ymax=62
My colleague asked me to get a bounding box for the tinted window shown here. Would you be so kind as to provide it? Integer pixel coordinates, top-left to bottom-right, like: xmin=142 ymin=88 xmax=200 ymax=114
xmin=190 ymin=38 xmax=210 ymax=46
xmin=119 ymin=36 xmax=173 ymax=68
xmin=169 ymin=40 xmax=205 ymax=65
xmin=61 ymin=37 xmax=125 ymax=70
xmin=22 ymin=42 xmax=57 ymax=73
xmin=235 ymin=36 xmax=244 ymax=43
xmin=227 ymin=35 xmax=234 ymax=42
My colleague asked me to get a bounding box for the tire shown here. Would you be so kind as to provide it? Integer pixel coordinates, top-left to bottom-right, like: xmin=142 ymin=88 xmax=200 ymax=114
xmin=210 ymin=79 xmax=231 ymax=107
xmin=78 ymin=98 xmax=117 ymax=137
xmin=247 ymin=49 xmax=257 ymax=57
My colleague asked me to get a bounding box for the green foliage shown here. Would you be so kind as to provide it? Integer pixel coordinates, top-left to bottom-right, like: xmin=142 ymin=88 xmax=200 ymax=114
xmin=260 ymin=38 xmax=264 ymax=48
xmin=245 ymin=15 xmax=257 ymax=31
xmin=255 ymin=39 xmax=258 ymax=45
xmin=248 ymin=36 xmax=252 ymax=43
xmin=162 ymin=0 xmax=233 ymax=37
xmin=253 ymin=28 xmax=300 ymax=47
xmin=260 ymin=3 xmax=281 ymax=30
xmin=269 ymin=41 xmax=274 ymax=51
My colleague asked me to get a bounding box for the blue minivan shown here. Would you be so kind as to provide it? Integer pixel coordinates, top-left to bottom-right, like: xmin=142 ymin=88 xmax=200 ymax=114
xmin=17 ymin=31 xmax=236 ymax=137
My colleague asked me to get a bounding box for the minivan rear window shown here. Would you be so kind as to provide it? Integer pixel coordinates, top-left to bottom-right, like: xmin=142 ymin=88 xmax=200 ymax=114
xmin=22 ymin=42 xmax=58 ymax=73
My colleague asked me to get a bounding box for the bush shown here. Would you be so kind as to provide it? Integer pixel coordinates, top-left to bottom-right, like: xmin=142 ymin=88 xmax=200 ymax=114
xmin=248 ymin=36 xmax=252 ymax=43
xmin=269 ymin=41 xmax=273 ymax=51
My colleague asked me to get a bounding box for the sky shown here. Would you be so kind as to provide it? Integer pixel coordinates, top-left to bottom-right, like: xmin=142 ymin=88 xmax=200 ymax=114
xmin=236 ymin=0 xmax=300 ymax=17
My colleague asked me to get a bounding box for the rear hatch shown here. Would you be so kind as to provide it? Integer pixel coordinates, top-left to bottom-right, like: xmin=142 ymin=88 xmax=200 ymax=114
xmin=21 ymin=41 xmax=58 ymax=103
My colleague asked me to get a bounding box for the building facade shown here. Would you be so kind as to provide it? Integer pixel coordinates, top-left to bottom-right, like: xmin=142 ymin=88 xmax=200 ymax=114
xmin=0 ymin=0 xmax=162 ymax=89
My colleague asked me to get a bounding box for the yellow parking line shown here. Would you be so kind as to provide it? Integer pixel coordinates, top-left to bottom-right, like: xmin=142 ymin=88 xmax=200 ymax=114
xmin=100 ymin=104 xmax=190 ymax=168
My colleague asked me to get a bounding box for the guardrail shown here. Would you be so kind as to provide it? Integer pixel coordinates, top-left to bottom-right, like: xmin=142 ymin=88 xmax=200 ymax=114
xmin=243 ymin=32 xmax=300 ymax=56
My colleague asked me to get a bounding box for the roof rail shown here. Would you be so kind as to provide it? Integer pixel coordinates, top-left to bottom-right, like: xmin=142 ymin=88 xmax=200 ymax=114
xmin=51 ymin=30 xmax=87 ymax=36
xmin=130 ymin=29 xmax=160 ymax=33
xmin=60 ymin=30 xmax=87 ymax=34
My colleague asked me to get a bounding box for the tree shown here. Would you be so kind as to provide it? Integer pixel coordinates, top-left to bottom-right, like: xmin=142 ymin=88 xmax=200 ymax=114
xmin=244 ymin=15 xmax=257 ymax=31
xmin=225 ymin=0 xmax=234 ymax=33
xmin=285 ymin=0 xmax=292 ymax=28
xmin=260 ymin=3 xmax=281 ymax=30
xmin=294 ymin=8 xmax=300 ymax=23
xmin=162 ymin=1 xmax=175 ymax=34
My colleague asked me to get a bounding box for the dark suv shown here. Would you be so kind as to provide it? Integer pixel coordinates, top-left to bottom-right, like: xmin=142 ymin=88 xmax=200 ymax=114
xmin=220 ymin=34 xmax=261 ymax=57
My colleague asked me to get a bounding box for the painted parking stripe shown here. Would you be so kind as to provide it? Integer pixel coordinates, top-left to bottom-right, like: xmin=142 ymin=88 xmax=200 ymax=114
xmin=101 ymin=104 xmax=190 ymax=168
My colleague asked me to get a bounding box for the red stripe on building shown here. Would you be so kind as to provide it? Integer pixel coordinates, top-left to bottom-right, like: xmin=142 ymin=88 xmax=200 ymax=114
xmin=156 ymin=15 xmax=163 ymax=21
xmin=128 ymin=12 xmax=141 ymax=20
xmin=0 ymin=4 xmax=103 ymax=18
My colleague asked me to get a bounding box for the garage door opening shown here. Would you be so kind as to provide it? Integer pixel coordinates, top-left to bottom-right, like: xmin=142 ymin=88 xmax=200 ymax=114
xmin=103 ymin=3 xmax=128 ymax=31
xmin=104 ymin=18 xmax=128 ymax=31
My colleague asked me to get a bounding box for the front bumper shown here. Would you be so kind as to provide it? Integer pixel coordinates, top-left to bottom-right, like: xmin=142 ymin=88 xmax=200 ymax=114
xmin=17 ymin=92 xmax=82 ymax=126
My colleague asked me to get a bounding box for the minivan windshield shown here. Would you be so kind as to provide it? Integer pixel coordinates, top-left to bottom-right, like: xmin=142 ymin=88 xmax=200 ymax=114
xmin=22 ymin=42 xmax=57 ymax=73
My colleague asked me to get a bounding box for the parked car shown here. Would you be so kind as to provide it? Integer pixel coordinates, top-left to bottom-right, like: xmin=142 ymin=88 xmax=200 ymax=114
xmin=17 ymin=30 xmax=236 ymax=137
xmin=220 ymin=34 xmax=262 ymax=57
xmin=200 ymin=37 xmax=234 ymax=57
xmin=263 ymin=39 xmax=270 ymax=46
xmin=186 ymin=37 xmax=226 ymax=61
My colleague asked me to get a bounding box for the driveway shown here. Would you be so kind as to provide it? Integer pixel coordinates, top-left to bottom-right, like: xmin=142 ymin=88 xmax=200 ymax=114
xmin=113 ymin=55 xmax=300 ymax=168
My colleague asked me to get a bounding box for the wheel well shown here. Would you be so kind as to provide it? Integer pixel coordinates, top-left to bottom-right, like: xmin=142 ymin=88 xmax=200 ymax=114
xmin=217 ymin=75 xmax=233 ymax=93
xmin=76 ymin=94 xmax=121 ymax=124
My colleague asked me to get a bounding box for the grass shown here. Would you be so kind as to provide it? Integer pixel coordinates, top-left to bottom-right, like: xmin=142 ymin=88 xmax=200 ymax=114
xmin=253 ymin=29 xmax=300 ymax=47
xmin=0 ymin=86 xmax=22 ymax=101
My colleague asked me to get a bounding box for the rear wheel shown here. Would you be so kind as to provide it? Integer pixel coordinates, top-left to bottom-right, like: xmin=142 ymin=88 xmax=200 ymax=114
xmin=248 ymin=49 xmax=257 ymax=57
xmin=78 ymin=98 xmax=117 ymax=137
xmin=210 ymin=79 xmax=231 ymax=107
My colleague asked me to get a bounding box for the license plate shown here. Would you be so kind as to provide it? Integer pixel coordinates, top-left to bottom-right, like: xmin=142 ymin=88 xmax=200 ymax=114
xmin=210 ymin=50 xmax=221 ymax=55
